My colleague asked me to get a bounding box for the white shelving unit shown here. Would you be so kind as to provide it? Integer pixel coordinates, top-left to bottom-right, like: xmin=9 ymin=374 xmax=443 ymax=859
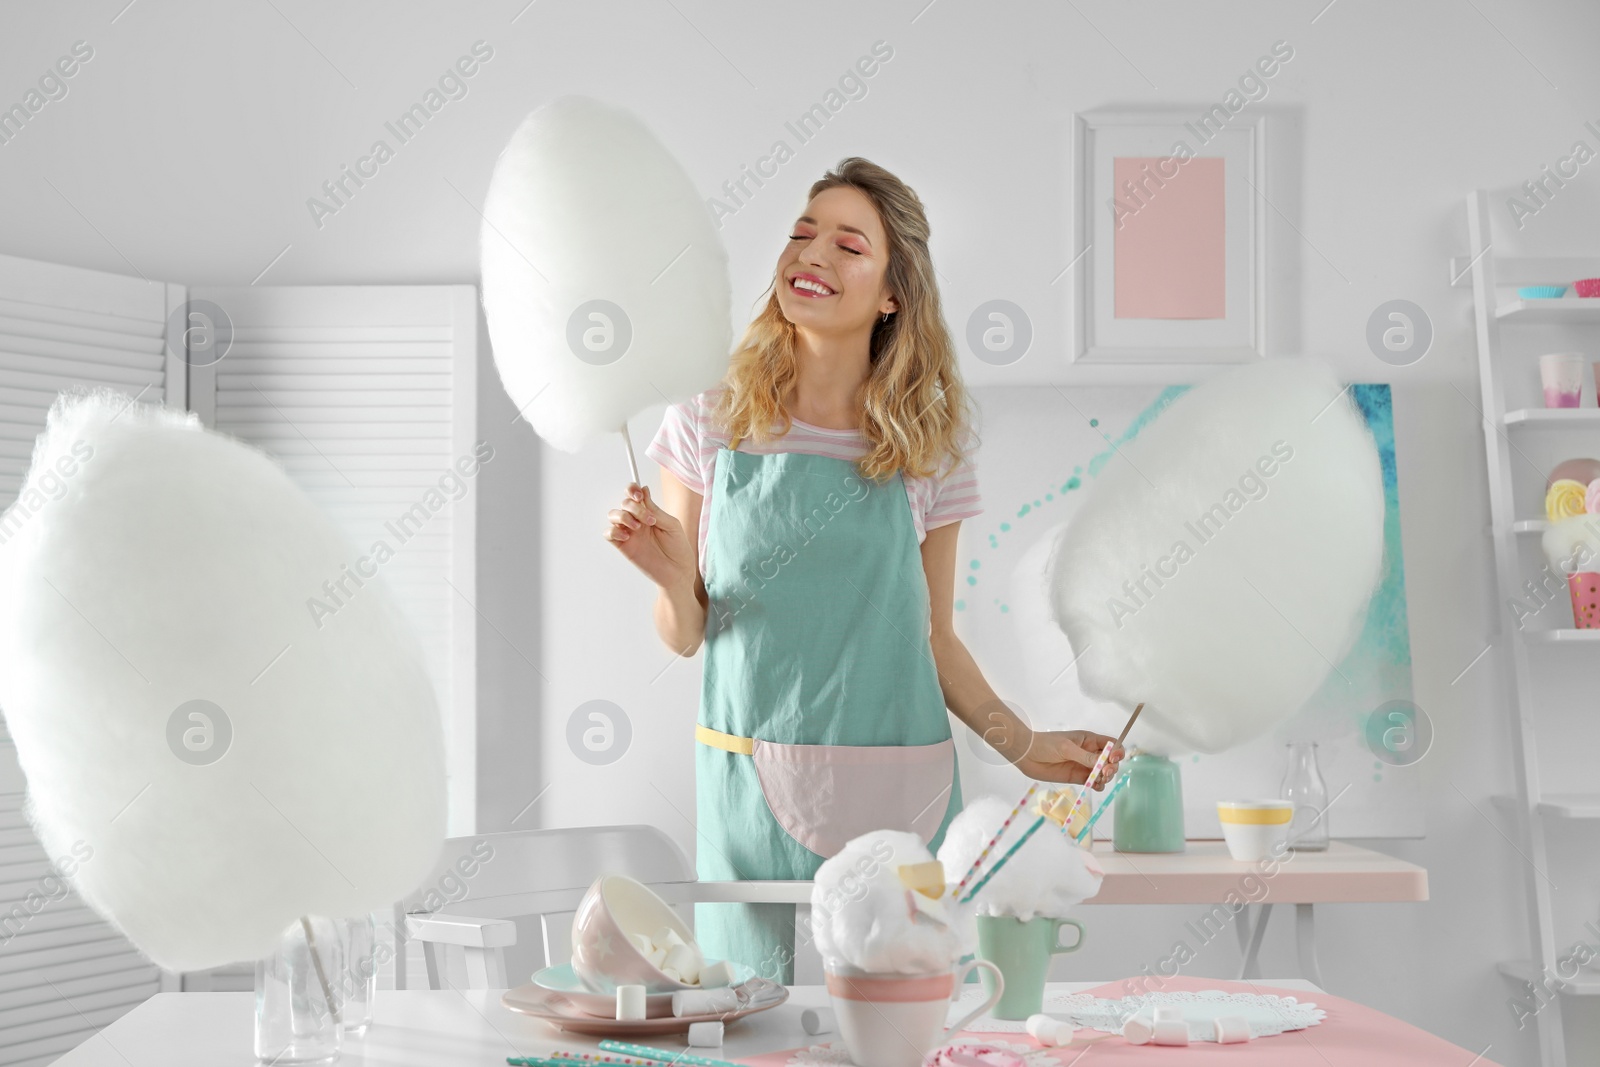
xmin=1458 ymin=188 xmax=1600 ymax=1067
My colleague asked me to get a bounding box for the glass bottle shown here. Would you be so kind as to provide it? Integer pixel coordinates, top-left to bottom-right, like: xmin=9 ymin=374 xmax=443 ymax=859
xmin=1281 ymin=741 xmax=1330 ymax=851
xmin=339 ymin=913 xmax=377 ymax=1036
xmin=255 ymin=915 xmax=343 ymax=1064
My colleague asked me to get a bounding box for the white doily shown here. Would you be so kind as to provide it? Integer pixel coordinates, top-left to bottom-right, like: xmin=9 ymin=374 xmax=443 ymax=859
xmin=946 ymin=987 xmax=1326 ymax=1040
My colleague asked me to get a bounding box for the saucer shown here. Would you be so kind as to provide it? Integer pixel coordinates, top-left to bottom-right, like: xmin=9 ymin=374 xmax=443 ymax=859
xmin=503 ymin=974 xmax=787 ymax=1035
xmin=529 ymin=961 xmax=757 ymax=1019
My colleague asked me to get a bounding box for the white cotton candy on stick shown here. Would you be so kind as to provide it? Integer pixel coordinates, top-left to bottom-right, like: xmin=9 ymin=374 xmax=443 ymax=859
xmin=1047 ymin=357 xmax=1386 ymax=754
xmin=0 ymin=391 xmax=448 ymax=973
xmin=480 ymin=94 xmax=732 ymax=471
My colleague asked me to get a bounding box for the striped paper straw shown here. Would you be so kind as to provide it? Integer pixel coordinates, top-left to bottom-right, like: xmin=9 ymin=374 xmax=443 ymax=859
xmin=958 ymin=813 xmax=1048 ymax=904
xmin=1063 ymin=740 xmax=1118 ymax=828
xmin=1073 ymin=766 xmax=1132 ymax=842
xmin=598 ymin=1039 xmax=745 ymax=1067
xmin=947 ymin=783 xmax=1038 ymax=900
xmin=548 ymin=1052 xmax=667 ymax=1067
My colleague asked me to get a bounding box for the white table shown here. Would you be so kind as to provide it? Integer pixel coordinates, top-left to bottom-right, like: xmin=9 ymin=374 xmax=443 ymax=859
xmin=54 ymin=981 xmax=1324 ymax=1066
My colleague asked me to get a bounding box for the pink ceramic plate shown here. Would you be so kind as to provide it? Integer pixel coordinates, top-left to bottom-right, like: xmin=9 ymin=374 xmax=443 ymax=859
xmin=502 ymin=976 xmax=788 ymax=1036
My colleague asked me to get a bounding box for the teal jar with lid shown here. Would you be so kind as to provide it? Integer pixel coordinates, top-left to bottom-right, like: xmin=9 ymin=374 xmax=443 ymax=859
xmin=1112 ymin=749 xmax=1186 ymax=853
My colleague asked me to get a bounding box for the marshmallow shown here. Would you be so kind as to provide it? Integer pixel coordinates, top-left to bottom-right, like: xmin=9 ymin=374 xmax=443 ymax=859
xmin=1025 ymin=1014 xmax=1073 ymax=1046
xmin=672 ymin=987 xmax=740 ymax=1017
xmin=1152 ymin=1005 xmax=1182 ymax=1024
xmin=615 ymin=985 xmax=646 ymax=1021
xmin=1151 ymin=1020 xmax=1190 ymax=1046
xmin=698 ymin=959 xmax=735 ymax=989
xmin=1121 ymin=1016 xmax=1154 ymax=1045
xmin=646 ymin=945 xmax=667 ymax=968
xmin=653 ymin=925 xmax=687 ymax=950
xmin=687 ymin=1021 xmax=724 ymax=1047
xmin=663 ymin=942 xmax=703 ymax=983
xmin=660 ymin=966 xmax=682 ymax=982
xmin=1214 ymin=1015 xmax=1252 ymax=1044
xmin=800 ymin=1006 xmax=835 ymax=1034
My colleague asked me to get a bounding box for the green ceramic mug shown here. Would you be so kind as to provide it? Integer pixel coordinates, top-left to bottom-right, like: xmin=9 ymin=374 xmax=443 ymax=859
xmin=973 ymin=914 xmax=1086 ymax=1020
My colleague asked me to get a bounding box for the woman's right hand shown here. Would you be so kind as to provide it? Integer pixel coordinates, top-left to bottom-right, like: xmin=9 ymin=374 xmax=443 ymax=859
xmin=606 ymin=482 xmax=697 ymax=591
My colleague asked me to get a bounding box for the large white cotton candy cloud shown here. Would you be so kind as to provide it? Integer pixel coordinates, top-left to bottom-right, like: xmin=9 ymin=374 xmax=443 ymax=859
xmin=1047 ymin=357 xmax=1385 ymax=754
xmin=0 ymin=391 xmax=447 ymax=972
xmin=481 ymin=94 xmax=732 ymax=453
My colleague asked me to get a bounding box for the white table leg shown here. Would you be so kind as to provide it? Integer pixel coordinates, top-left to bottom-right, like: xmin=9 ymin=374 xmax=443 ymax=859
xmin=1295 ymin=903 xmax=1324 ymax=988
xmin=1235 ymin=903 xmax=1272 ymax=980
xmin=1234 ymin=902 xmax=1252 ymax=970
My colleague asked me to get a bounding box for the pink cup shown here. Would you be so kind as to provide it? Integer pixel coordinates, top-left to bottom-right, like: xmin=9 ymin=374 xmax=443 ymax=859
xmin=1569 ymin=573 xmax=1600 ymax=629
xmin=824 ymin=960 xmax=1003 ymax=1067
xmin=570 ymin=874 xmax=697 ymax=994
xmin=1541 ymin=353 xmax=1585 ymax=408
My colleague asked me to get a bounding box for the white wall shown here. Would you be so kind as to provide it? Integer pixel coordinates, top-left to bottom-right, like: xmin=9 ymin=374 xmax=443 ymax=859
xmin=5 ymin=1 xmax=1600 ymax=1062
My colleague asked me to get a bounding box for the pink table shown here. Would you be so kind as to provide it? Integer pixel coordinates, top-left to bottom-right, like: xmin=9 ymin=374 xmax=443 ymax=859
xmin=1080 ymin=841 xmax=1428 ymax=987
xmin=742 ymin=976 xmax=1496 ymax=1066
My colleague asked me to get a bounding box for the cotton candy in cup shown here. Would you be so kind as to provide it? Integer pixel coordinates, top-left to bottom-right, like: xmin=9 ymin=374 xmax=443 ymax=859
xmin=1541 ymin=514 xmax=1600 ymax=575
xmin=811 ymin=829 xmax=975 ymax=974
xmin=480 ymin=94 xmax=732 ymax=454
xmin=1047 ymin=357 xmax=1386 ymax=753
xmin=935 ymin=796 xmax=1103 ymax=919
xmin=0 ymin=391 xmax=448 ymax=972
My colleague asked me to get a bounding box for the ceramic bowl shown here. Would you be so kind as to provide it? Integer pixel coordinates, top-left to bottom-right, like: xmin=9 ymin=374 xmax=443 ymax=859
xmin=570 ymin=873 xmax=698 ymax=994
xmin=1216 ymin=800 xmax=1293 ymax=862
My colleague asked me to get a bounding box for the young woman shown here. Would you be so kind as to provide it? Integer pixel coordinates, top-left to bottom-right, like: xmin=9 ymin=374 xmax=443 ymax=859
xmin=606 ymin=158 xmax=1123 ymax=983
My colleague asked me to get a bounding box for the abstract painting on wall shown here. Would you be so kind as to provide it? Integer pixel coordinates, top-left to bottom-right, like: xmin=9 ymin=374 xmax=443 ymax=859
xmin=958 ymin=382 xmax=1419 ymax=838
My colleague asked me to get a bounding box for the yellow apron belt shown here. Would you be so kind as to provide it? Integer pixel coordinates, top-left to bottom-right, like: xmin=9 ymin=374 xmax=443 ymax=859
xmin=696 ymin=723 xmax=754 ymax=755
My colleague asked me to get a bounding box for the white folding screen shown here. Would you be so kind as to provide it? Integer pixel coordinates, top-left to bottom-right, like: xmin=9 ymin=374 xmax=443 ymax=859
xmin=188 ymin=284 xmax=479 ymax=838
xmin=0 ymin=252 xmax=179 ymax=1065
xmin=0 ymin=257 xmax=482 ymax=1052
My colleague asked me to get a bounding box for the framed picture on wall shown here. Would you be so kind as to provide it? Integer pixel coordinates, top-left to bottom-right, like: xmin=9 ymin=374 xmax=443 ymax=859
xmin=1071 ymin=108 xmax=1266 ymax=362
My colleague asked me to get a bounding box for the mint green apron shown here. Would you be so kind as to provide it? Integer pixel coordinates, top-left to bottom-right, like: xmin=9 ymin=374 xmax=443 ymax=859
xmin=692 ymin=437 xmax=963 ymax=984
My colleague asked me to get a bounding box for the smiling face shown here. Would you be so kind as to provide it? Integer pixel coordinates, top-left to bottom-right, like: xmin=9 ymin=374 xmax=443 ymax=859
xmin=776 ymin=185 xmax=898 ymax=335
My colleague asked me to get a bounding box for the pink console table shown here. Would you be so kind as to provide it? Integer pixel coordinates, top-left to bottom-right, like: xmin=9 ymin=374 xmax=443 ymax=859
xmin=1081 ymin=840 xmax=1429 ymax=987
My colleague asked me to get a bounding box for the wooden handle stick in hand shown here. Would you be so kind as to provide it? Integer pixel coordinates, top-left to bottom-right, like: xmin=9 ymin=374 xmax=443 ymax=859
xmin=620 ymin=422 xmax=641 ymax=487
xmin=1064 ymin=702 xmax=1144 ymax=828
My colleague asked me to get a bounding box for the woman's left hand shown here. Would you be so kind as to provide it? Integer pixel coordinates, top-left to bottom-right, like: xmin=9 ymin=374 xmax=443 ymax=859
xmin=1014 ymin=729 xmax=1125 ymax=788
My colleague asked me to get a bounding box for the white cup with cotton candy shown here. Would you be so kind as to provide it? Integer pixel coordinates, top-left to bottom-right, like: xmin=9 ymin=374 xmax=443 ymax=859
xmin=481 ymin=94 xmax=732 ymax=475
xmin=1046 ymin=357 xmax=1386 ymax=754
xmin=0 ymin=391 xmax=448 ymax=972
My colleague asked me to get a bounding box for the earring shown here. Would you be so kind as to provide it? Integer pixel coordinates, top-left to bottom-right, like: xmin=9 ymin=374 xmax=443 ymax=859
xmin=881 ymin=312 xmax=891 ymax=323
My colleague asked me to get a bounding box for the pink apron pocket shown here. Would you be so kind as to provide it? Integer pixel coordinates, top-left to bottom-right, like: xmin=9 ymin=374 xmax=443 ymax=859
xmin=749 ymin=737 xmax=956 ymax=859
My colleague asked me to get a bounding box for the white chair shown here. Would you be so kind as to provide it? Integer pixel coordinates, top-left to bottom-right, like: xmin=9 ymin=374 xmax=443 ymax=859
xmin=390 ymin=824 xmax=816 ymax=991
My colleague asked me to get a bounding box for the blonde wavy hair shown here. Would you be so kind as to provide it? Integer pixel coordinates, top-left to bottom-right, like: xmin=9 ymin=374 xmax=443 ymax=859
xmin=709 ymin=157 xmax=977 ymax=484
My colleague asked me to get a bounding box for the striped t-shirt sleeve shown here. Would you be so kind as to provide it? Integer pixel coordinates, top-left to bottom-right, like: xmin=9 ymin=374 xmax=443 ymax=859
xmin=645 ymin=398 xmax=705 ymax=494
xmin=925 ymin=449 xmax=982 ymax=531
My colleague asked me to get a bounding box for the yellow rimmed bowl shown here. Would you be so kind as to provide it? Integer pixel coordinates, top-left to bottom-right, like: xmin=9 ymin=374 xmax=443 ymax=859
xmin=1216 ymin=799 xmax=1293 ymax=861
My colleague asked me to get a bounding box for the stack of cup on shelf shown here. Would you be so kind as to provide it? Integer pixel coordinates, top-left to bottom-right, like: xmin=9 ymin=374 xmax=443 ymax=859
xmin=1539 ymin=353 xmax=1588 ymax=408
